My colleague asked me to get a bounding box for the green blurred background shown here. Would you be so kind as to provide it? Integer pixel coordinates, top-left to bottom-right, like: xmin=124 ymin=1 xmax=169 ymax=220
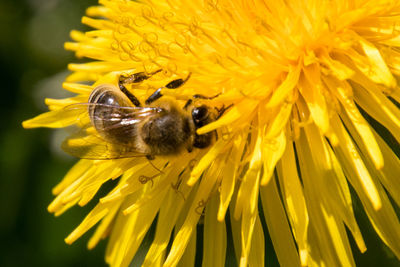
xmin=0 ymin=0 xmax=399 ymax=266
xmin=0 ymin=0 xmax=107 ymax=266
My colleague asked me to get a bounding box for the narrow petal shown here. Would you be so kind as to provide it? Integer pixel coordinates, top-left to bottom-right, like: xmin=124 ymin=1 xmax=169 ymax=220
xmin=326 ymin=145 xmax=366 ymax=253
xmin=196 ymin=99 xmax=258 ymax=135
xmin=110 ymin=188 xmax=168 ymax=267
xmin=352 ymin=79 xmax=400 ymax=143
xmin=62 ymin=82 xmax=93 ymax=94
xmin=164 ymin=162 xmax=220 ymax=267
xmin=302 ymin=121 xmax=365 ymax=253
xmin=320 ymin=55 xmax=354 ymax=81
xmin=218 ymin=134 xmax=246 ymax=221
xmin=247 ymin=215 xmax=265 ymax=267
xmin=296 ymin=129 xmax=356 ymax=267
xmin=265 ymin=102 xmax=293 ymax=138
xmin=239 ymin=195 xmax=258 ymax=267
xmin=142 ymin=183 xmax=192 ymax=266
xmin=122 ymin=157 xmax=191 ymax=215
xmin=234 ymin=128 xmax=262 ymax=219
xmin=372 ymin=131 xmax=400 ymax=208
xmin=260 ymin=176 xmax=301 ymax=267
xmin=203 ymin=194 xmax=227 ymax=267
xmin=177 ymin=227 xmax=197 ymax=267
xmin=66 ymin=200 xmax=122 ymax=244
xmin=22 ymin=108 xmax=81 ymax=129
xmin=266 ymin=64 xmax=301 ymax=108
xmin=358 ymin=38 xmax=396 ymax=88
xmin=298 ymin=65 xmax=330 ymax=134
xmin=330 ymin=114 xmax=382 ymax=210
xmin=237 ymin=146 xmax=262 ymax=267
xmin=88 ymin=203 xmax=120 ymax=249
xmin=260 ymin=130 xmax=286 ymax=185
xmin=324 ymin=77 xmax=384 ymax=169
xmin=188 ymin=139 xmax=228 ymax=185
xmin=277 ymin=142 xmax=309 ymax=266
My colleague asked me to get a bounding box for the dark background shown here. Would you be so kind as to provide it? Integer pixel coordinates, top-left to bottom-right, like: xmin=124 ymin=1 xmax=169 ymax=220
xmin=0 ymin=0 xmax=107 ymax=266
xmin=0 ymin=0 xmax=399 ymax=266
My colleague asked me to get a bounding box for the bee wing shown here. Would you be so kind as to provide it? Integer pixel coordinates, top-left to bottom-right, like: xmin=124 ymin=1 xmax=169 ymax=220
xmin=61 ymin=128 xmax=148 ymax=159
xmin=61 ymin=103 xmax=161 ymax=159
xmin=62 ymin=103 xmax=161 ymax=126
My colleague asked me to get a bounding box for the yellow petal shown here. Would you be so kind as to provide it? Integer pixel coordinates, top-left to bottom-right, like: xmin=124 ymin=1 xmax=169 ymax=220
xmin=239 ymin=196 xmax=258 ymax=267
xmin=143 ymin=184 xmax=192 ymax=266
xmin=260 ymin=175 xmax=301 ymax=267
xmin=234 ymin=129 xmax=262 ymax=219
xmin=372 ymin=130 xmax=400 ymax=208
xmin=164 ymin=163 xmax=219 ymax=267
xmin=109 ymin=189 xmax=167 ymax=267
xmin=352 ymin=79 xmax=400 ymax=143
xmin=196 ymin=99 xmax=258 ymax=135
xmin=330 ymin=114 xmax=381 ymax=210
xmin=247 ymin=215 xmax=265 ymax=267
xmin=326 ymin=142 xmax=366 ymax=253
xmin=123 ymin=157 xmax=191 ymax=215
xmin=261 ymin=130 xmax=286 ymax=185
xmin=298 ymin=65 xmax=330 ymax=134
xmin=321 ymin=55 xmax=354 ymax=80
xmin=66 ymin=200 xmax=119 ymax=244
xmin=265 ymin=102 xmax=293 ymax=139
xmin=52 ymin=159 xmax=92 ymax=195
xmin=324 ymin=77 xmax=383 ymax=169
xmin=177 ymin=228 xmax=197 ymax=267
xmin=22 ymin=108 xmax=81 ymax=129
xmin=295 ymin=129 xmax=356 ymax=267
xmin=266 ymin=64 xmax=301 ymax=108
xmin=68 ymin=61 xmax=136 ymax=73
xmin=88 ymin=203 xmax=120 ymax=249
xmin=62 ymin=82 xmax=92 ymax=94
xmin=188 ymin=139 xmax=228 ymax=185
xmin=277 ymin=141 xmax=309 ymax=266
xmin=358 ymin=38 xmax=396 ymax=88
xmin=217 ymin=134 xmax=246 ymax=221
xmin=203 ymin=194 xmax=227 ymax=267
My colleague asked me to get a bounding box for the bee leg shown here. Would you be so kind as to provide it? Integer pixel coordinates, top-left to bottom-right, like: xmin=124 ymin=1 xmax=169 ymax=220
xmin=145 ymin=156 xmax=165 ymax=175
xmin=193 ymin=93 xmax=221 ymax=100
xmin=119 ymin=82 xmax=142 ymax=107
xmin=146 ymin=154 xmax=155 ymax=160
xmin=145 ymin=88 xmax=163 ymax=105
xmin=183 ymin=99 xmax=193 ymax=110
xmin=165 ymin=72 xmax=191 ymax=89
xmin=186 ymin=144 xmax=193 ymax=153
xmin=120 ymin=69 xmax=162 ymax=84
xmin=145 ymin=72 xmax=192 ymax=105
xmin=118 ymin=69 xmax=162 ymax=107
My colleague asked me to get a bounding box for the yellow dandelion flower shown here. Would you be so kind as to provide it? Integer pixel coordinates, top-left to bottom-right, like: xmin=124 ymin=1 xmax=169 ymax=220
xmin=23 ymin=0 xmax=400 ymax=266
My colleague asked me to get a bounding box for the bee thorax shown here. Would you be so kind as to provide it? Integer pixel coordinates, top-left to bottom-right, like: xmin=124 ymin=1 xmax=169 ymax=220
xmin=140 ymin=111 xmax=192 ymax=155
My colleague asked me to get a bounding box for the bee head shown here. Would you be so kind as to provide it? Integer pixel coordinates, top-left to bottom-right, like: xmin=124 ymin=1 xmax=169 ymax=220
xmin=191 ymin=105 xmax=215 ymax=149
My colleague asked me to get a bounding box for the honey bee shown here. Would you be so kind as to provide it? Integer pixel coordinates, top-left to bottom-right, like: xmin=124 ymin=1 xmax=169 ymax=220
xmin=62 ymin=70 xmax=227 ymax=159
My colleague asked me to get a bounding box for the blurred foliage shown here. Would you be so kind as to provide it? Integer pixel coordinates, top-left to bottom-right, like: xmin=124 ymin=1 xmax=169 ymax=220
xmin=0 ymin=0 xmax=106 ymax=266
xmin=0 ymin=0 xmax=399 ymax=266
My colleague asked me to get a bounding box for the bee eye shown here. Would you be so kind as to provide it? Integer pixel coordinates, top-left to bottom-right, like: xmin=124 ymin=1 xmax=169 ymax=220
xmin=192 ymin=106 xmax=209 ymax=122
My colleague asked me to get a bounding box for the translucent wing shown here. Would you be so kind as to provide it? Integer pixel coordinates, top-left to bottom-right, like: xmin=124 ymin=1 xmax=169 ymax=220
xmin=62 ymin=128 xmax=146 ymax=159
xmin=62 ymin=103 xmax=162 ymax=126
xmin=61 ymin=103 xmax=161 ymax=159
